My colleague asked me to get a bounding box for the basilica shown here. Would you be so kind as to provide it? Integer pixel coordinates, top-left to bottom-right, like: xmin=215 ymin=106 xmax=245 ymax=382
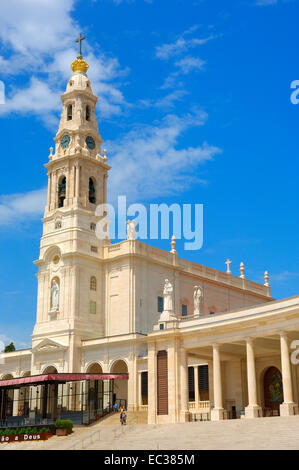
xmin=1 ymin=44 xmax=299 ymax=427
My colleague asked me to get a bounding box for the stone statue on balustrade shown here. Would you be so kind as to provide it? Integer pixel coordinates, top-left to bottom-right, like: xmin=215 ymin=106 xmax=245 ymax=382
xmin=194 ymin=285 xmax=203 ymax=316
xmin=126 ymin=219 xmax=137 ymax=240
xmin=159 ymin=279 xmax=177 ymax=322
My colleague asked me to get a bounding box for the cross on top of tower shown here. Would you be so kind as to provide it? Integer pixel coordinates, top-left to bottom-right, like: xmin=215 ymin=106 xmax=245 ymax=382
xmin=71 ymin=33 xmax=89 ymax=73
xmin=75 ymin=33 xmax=85 ymax=58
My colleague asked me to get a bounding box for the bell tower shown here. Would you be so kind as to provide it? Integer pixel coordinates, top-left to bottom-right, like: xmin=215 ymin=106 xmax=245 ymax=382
xmin=32 ymin=36 xmax=110 ymax=373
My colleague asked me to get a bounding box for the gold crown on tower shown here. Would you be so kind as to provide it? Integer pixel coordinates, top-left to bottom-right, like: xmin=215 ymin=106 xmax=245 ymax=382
xmin=71 ymin=33 xmax=89 ymax=73
xmin=71 ymin=57 xmax=89 ymax=73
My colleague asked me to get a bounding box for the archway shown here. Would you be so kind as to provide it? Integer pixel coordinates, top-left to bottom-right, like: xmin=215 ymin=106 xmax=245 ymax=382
xmin=86 ymin=363 xmax=103 ymax=417
xmin=1 ymin=374 xmax=13 ymax=380
xmin=18 ymin=372 xmax=31 ymax=417
xmin=0 ymin=375 xmax=14 ymax=419
xmin=263 ymin=367 xmax=283 ymax=413
xmin=111 ymin=360 xmax=128 ymax=408
xmin=43 ymin=366 xmax=58 ymax=374
xmin=86 ymin=363 xmax=102 ymax=374
xmin=40 ymin=366 xmax=59 ymax=418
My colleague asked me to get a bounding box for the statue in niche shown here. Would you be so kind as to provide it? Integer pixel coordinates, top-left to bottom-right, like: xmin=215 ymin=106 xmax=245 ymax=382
xmin=51 ymin=280 xmax=59 ymax=311
xmin=194 ymin=285 xmax=203 ymax=315
xmin=75 ymin=134 xmax=81 ymax=152
xmin=163 ymin=279 xmax=174 ymax=312
xmin=77 ymin=107 xmax=83 ymax=124
xmin=126 ymin=219 xmax=137 ymax=240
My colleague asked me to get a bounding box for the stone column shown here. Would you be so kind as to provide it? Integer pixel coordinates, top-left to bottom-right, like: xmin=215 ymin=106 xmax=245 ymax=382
xmin=245 ymin=338 xmax=261 ymax=418
xmin=127 ymin=352 xmax=138 ymax=412
xmin=180 ymin=348 xmax=189 ymax=422
xmin=167 ymin=339 xmax=179 ymax=423
xmin=12 ymin=389 xmax=20 ymax=417
xmin=138 ymin=372 xmax=142 ymax=410
xmin=47 ymin=172 xmax=52 ymax=211
xmin=280 ymin=333 xmax=298 ymax=416
xmin=65 ymin=167 xmax=69 ymax=207
xmin=211 ymin=344 xmax=225 ymax=420
xmin=194 ymin=366 xmax=199 ymax=407
xmin=103 ymin=174 xmax=107 ymax=204
xmin=75 ymin=165 xmax=80 ymax=201
xmin=51 ymin=171 xmax=57 ymax=210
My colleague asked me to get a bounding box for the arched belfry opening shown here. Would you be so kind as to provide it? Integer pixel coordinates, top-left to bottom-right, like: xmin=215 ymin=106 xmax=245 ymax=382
xmin=67 ymin=104 xmax=73 ymax=121
xmin=89 ymin=177 xmax=96 ymax=204
xmin=58 ymin=176 xmax=66 ymax=208
xmin=86 ymin=105 xmax=91 ymax=121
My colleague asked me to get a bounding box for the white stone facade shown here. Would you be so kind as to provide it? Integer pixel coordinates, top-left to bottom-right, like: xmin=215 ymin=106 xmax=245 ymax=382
xmin=1 ymin=57 xmax=298 ymax=423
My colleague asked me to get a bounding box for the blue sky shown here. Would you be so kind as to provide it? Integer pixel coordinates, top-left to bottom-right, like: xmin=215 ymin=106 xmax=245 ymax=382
xmin=0 ymin=0 xmax=298 ymax=348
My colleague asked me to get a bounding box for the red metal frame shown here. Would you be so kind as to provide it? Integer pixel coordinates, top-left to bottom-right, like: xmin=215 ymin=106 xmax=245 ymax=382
xmin=0 ymin=373 xmax=129 ymax=387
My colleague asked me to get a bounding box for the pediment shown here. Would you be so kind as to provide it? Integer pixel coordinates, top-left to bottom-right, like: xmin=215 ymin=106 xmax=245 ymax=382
xmin=33 ymin=338 xmax=67 ymax=353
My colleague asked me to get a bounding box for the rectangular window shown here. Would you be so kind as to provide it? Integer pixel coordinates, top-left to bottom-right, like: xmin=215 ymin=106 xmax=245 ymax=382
xmin=90 ymin=301 xmax=96 ymax=315
xmin=157 ymin=296 xmax=164 ymax=313
xmin=182 ymin=304 xmax=188 ymax=316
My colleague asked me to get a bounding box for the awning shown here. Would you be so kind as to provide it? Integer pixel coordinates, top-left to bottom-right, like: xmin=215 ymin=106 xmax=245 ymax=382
xmin=0 ymin=373 xmax=129 ymax=387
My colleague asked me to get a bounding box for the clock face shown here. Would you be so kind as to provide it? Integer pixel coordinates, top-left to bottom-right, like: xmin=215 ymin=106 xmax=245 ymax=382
xmin=86 ymin=135 xmax=95 ymax=150
xmin=61 ymin=134 xmax=70 ymax=149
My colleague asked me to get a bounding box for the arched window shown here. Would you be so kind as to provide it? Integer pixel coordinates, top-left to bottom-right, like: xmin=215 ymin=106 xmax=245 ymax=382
xmin=67 ymin=104 xmax=73 ymax=121
xmin=86 ymin=105 xmax=90 ymax=121
xmin=90 ymin=276 xmax=97 ymax=291
xmin=58 ymin=176 xmax=66 ymax=208
xmin=89 ymin=177 xmax=96 ymax=204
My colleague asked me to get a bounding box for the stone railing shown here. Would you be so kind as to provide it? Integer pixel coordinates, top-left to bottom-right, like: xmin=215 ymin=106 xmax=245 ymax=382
xmin=103 ymin=240 xmax=271 ymax=298
xmin=188 ymin=401 xmax=211 ymax=412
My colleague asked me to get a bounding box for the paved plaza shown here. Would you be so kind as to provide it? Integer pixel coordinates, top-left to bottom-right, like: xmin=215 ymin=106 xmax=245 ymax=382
xmin=1 ymin=414 xmax=299 ymax=450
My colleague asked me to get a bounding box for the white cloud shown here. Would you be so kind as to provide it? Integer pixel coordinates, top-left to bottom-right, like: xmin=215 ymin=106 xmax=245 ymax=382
xmin=0 ymin=187 xmax=47 ymax=226
xmin=138 ymin=89 xmax=188 ymax=109
xmin=0 ymin=77 xmax=61 ymax=127
xmin=156 ymin=28 xmax=214 ymax=90
xmin=156 ymin=35 xmax=215 ymax=60
xmin=174 ymin=56 xmax=206 ymax=74
xmin=0 ymin=333 xmax=30 ymax=350
xmin=0 ymin=0 xmax=76 ymax=55
xmin=270 ymin=271 xmax=299 ymax=281
xmin=107 ymin=111 xmax=222 ymax=202
xmin=160 ymin=56 xmax=205 ymax=90
xmin=0 ymin=0 xmax=128 ymax=124
xmin=155 ymin=90 xmax=189 ymax=109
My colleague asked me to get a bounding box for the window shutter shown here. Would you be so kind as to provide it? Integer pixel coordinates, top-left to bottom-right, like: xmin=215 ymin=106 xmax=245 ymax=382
xmin=199 ymin=365 xmax=209 ymax=391
xmin=157 ymin=350 xmax=168 ymax=415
